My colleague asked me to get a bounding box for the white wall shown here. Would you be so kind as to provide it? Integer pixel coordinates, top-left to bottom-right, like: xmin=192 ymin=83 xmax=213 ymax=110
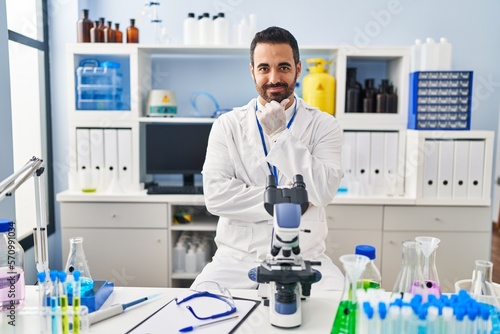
xmin=48 ymin=0 xmax=500 ymax=268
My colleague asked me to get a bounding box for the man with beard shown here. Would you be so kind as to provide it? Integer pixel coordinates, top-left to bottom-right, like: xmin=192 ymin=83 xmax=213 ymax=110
xmin=192 ymin=26 xmax=344 ymax=290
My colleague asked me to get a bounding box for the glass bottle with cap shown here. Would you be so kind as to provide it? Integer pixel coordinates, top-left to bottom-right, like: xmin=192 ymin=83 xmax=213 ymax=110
xmin=0 ymin=219 xmax=25 ymax=310
xmin=126 ymin=19 xmax=139 ymax=43
xmin=355 ymin=244 xmax=382 ymax=290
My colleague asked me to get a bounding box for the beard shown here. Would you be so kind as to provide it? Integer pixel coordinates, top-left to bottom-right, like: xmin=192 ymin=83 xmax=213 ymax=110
xmin=254 ymin=74 xmax=298 ymax=104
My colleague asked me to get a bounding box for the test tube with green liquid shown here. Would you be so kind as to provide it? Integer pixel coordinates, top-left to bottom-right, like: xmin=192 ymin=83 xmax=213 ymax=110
xmin=73 ymin=270 xmax=82 ymax=334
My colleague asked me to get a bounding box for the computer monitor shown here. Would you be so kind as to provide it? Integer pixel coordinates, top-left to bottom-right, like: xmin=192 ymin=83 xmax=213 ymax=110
xmin=145 ymin=121 xmax=213 ymax=187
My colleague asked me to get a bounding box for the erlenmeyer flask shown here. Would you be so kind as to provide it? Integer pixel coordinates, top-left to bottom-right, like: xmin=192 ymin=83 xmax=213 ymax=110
xmin=392 ymin=240 xmax=426 ymax=299
xmin=331 ymin=254 xmax=369 ymax=334
xmin=64 ymin=237 xmax=94 ymax=296
xmin=416 ymin=236 xmax=441 ymax=297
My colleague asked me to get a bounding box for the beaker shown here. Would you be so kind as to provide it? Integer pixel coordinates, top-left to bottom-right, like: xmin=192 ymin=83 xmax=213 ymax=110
xmin=469 ymin=260 xmax=499 ymax=308
xmin=331 ymin=254 xmax=370 ymax=334
xmin=392 ymin=240 xmax=426 ymax=299
xmin=64 ymin=237 xmax=94 ymax=296
xmin=415 ymin=236 xmax=441 ymax=297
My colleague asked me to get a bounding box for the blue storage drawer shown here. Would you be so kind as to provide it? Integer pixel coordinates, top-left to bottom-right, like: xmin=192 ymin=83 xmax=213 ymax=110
xmin=408 ymin=71 xmax=473 ymax=130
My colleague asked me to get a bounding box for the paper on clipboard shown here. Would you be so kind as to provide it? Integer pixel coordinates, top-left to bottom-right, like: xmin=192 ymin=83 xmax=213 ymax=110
xmin=126 ymin=290 xmax=260 ymax=334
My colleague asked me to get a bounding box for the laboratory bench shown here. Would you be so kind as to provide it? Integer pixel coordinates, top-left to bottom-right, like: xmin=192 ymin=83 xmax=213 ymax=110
xmin=57 ymin=191 xmax=492 ymax=292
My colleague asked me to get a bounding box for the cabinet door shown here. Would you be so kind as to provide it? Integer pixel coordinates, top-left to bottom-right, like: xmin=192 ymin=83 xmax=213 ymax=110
xmin=326 ymin=230 xmax=382 ymax=271
xmin=381 ymin=231 xmax=490 ymax=293
xmin=62 ymin=228 xmax=168 ymax=287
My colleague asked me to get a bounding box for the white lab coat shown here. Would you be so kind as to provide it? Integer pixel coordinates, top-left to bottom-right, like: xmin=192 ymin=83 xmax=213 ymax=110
xmin=193 ymin=97 xmax=344 ymax=290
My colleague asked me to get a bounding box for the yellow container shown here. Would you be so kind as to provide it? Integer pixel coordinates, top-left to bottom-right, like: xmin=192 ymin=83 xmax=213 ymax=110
xmin=302 ymin=58 xmax=336 ymax=115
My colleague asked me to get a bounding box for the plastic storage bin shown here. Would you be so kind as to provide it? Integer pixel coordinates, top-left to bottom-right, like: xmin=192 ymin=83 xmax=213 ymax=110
xmin=408 ymin=71 xmax=473 ymax=130
xmin=76 ymin=59 xmax=124 ymax=110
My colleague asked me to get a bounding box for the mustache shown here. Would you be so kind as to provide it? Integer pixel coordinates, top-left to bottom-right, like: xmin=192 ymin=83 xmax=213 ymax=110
xmin=263 ymin=83 xmax=288 ymax=89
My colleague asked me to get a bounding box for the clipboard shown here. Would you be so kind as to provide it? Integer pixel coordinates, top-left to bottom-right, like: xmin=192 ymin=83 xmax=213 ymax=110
xmin=125 ymin=292 xmax=261 ymax=334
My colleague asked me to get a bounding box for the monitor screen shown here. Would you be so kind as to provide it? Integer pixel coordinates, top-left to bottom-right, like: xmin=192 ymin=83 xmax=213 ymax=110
xmin=145 ymin=121 xmax=213 ymax=185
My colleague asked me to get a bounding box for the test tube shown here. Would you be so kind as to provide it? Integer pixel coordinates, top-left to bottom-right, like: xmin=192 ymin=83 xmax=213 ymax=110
xmin=59 ymin=271 xmax=70 ymax=334
xmin=49 ymin=270 xmax=61 ymax=334
xmin=73 ymin=270 xmax=82 ymax=334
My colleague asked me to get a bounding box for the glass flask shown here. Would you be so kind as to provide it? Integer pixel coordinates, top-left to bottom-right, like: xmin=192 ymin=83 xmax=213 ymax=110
xmin=469 ymin=260 xmax=499 ymax=305
xmin=415 ymin=236 xmax=441 ymax=297
xmin=355 ymin=244 xmax=381 ymax=290
xmin=331 ymin=254 xmax=369 ymax=334
xmin=392 ymin=240 xmax=426 ymax=299
xmin=114 ymin=23 xmax=123 ymax=43
xmin=126 ymin=19 xmax=139 ymax=43
xmin=64 ymin=237 xmax=94 ymax=296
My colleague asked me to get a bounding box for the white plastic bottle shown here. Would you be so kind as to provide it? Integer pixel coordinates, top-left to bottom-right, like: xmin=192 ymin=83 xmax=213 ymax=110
xmin=248 ymin=13 xmax=257 ymax=39
xmin=237 ymin=18 xmax=249 ymax=46
xmin=196 ymin=244 xmax=206 ymax=271
xmin=214 ymin=12 xmax=229 ymax=46
xmin=420 ymin=37 xmax=439 ymax=71
xmin=173 ymin=242 xmax=186 ymax=272
xmin=438 ymin=37 xmax=452 ymax=71
xmin=183 ymin=12 xmax=198 ymax=45
xmin=185 ymin=246 xmax=198 ymax=273
xmin=198 ymin=12 xmax=213 ymax=46
xmin=410 ymin=38 xmax=422 ymax=72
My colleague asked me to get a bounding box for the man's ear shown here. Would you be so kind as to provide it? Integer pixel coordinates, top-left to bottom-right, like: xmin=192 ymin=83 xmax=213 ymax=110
xmin=296 ymin=60 xmax=302 ymax=79
xmin=249 ymin=63 xmax=254 ymax=80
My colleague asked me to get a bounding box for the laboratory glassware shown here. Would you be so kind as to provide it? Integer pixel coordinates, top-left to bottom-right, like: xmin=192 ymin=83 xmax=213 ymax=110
xmin=0 ymin=219 xmax=25 ymax=310
xmin=392 ymin=240 xmax=426 ymax=299
xmin=126 ymin=19 xmax=139 ymax=43
xmin=77 ymin=9 xmax=93 ymax=43
xmin=64 ymin=237 xmax=94 ymax=296
xmin=355 ymin=244 xmax=381 ymax=289
xmin=114 ymin=23 xmax=123 ymax=43
xmin=331 ymin=254 xmax=370 ymax=334
xmin=346 ymin=67 xmax=362 ymax=113
xmin=104 ymin=21 xmax=115 ymax=43
xmin=415 ymin=236 xmax=441 ymax=297
xmin=469 ymin=260 xmax=500 ymax=307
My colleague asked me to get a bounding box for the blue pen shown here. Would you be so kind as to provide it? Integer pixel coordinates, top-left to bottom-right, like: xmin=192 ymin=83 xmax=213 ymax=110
xmin=179 ymin=315 xmax=239 ymax=332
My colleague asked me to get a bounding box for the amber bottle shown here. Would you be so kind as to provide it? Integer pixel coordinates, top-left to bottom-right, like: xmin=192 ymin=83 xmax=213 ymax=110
xmin=114 ymin=23 xmax=123 ymax=43
xmin=77 ymin=9 xmax=93 ymax=43
xmin=90 ymin=18 xmax=105 ymax=43
xmin=104 ymin=21 xmax=115 ymax=43
xmin=126 ymin=19 xmax=139 ymax=43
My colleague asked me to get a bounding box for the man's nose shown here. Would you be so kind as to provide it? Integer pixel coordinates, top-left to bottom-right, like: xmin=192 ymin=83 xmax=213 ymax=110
xmin=268 ymin=69 xmax=281 ymax=84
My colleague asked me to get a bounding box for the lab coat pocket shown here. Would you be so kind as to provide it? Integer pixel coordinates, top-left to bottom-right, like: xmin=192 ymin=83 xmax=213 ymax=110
xmin=215 ymin=220 xmax=253 ymax=259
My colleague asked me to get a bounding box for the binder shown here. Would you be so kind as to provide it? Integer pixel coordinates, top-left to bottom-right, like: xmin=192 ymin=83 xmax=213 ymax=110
xmin=452 ymin=140 xmax=469 ymax=199
xmin=355 ymin=132 xmax=371 ymax=194
xmin=370 ymin=132 xmax=385 ymax=195
xmin=384 ymin=132 xmax=399 ymax=196
xmin=340 ymin=131 xmax=356 ymax=193
xmin=422 ymin=140 xmax=439 ymax=198
xmin=89 ymin=129 xmax=104 ymax=171
xmin=103 ymin=129 xmax=119 ymax=192
xmin=437 ymin=140 xmax=454 ymax=198
xmin=117 ymin=129 xmax=133 ymax=191
xmin=467 ymin=140 xmax=485 ymax=199
xmin=76 ymin=128 xmax=91 ymax=172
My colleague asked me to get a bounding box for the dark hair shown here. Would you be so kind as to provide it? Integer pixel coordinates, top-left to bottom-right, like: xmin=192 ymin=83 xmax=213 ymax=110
xmin=250 ymin=26 xmax=300 ymax=66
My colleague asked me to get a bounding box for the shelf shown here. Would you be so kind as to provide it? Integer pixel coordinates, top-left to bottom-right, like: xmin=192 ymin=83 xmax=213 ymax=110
xmin=171 ymin=272 xmax=199 ymax=279
xmin=138 ymin=117 xmax=215 ymax=123
xmin=170 ymin=222 xmax=216 ymax=231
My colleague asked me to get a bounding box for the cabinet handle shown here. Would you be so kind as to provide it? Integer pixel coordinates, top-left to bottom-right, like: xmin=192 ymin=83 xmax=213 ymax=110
xmin=111 ymin=213 xmax=117 ymax=218
xmin=389 ymin=240 xmax=396 ymax=245
xmin=157 ymin=239 xmax=162 ymax=243
xmin=434 ymin=217 xmax=442 ymax=223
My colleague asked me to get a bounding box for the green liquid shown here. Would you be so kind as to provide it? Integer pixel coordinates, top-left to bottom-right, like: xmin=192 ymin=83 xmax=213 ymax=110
xmin=357 ymin=279 xmax=380 ymax=290
xmin=331 ymin=300 xmax=357 ymax=334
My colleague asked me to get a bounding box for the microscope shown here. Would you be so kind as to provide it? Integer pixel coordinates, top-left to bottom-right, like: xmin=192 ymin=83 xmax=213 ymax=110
xmin=248 ymin=175 xmax=322 ymax=328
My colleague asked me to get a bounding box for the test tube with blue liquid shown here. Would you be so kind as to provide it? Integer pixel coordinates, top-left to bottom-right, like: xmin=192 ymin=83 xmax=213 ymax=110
xmin=49 ymin=270 xmax=61 ymax=334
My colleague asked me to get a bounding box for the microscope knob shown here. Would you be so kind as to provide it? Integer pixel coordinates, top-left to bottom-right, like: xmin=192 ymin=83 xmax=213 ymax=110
xmin=292 ymin=246 xmax=301 ymax=255
xmin=248 ymin=267 xmax=258 ymax=282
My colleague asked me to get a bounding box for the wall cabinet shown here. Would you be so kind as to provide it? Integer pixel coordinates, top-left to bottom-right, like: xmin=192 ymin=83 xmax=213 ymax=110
xmin=59 ymin=44 xmax=494 ymax=292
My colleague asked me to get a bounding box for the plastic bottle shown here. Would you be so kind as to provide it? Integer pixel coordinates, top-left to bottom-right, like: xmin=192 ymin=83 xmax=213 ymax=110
xmin=355 ymin=245 xmax=382 ymax=290
xmin=345 ymin=68 xmax=362 ymax=113
xmin=126 ymin=19 xmax=139 ymax=44
xmin=77 ymin=9 xmax=93 ymax=43
xmin=410 ymin=38 xmax=422 ymax=72
xmin=185 ymin=246 xmax=197 ymax=273
xmin=199 ymin=13 xmax=213 ymax=45
xmin=237 ymin=18 xmax=250 ymax=46
xmin=114 ymin=23 xmax=123 ymax=43
xmin=214 ymin=13 xmax=229 ymax=46
xmin=183 ymin=12 xmax=198 ymax=45
xmin=104 ymin=21 xmax=115 ymax=43
xmin=0 ymin=219 xmax=25 ymax=310
xmin=438 ymin=37 xmax=452 ymax=71
xmin=173 ymin=242 xmax=186 ymax=272
xmin=196 ymin=244 xmax=206 ymax=271
xmin=248 ymin=13 xmax=257 ymax=39
xmin=420 ymin=37 xmax=439 ymax=71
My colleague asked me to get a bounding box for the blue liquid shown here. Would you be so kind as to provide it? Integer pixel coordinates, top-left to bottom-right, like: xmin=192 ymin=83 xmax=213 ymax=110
xmin=67 ymin=277 xmax=94 ymax=296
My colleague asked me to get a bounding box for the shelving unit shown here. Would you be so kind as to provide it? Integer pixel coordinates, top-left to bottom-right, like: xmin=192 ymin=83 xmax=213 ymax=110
xmin=58 ymin=44 xmax=494 ymax=291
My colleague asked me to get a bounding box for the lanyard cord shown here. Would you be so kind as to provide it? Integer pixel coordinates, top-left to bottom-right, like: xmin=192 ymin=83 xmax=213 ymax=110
xmin=255 ymin=97 xmax=298 ymax=185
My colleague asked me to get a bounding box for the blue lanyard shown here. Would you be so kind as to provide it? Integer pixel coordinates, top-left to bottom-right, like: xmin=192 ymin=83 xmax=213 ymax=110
xmin=255 ymin=98 xmax=298 ymax=185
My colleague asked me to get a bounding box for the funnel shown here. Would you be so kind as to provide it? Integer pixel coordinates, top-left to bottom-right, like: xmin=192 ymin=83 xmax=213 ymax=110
xmin=340 ymin=254 xmax=370 ymax=286
xmin=416 ymin=236 xmax=440 ymax=258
